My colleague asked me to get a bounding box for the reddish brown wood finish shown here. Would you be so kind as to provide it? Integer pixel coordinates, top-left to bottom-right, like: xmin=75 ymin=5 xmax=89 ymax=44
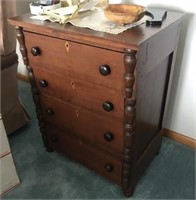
xmin=122 ymin=49 xmax=137 ymax=196
xmin=32 ymin=67 xmax=124 ymax=120
xmin=9 ymin=11 xmax=184 ymax=197
xmin=40 ymin=95 xmax=124 ymax=154
xmin=46 ymin=124 xmax=122 ymax=184
xmin=24 ymin=31 xmax=125 ymax=90
xmin=9 ymin=13 xmax=183 ymax=51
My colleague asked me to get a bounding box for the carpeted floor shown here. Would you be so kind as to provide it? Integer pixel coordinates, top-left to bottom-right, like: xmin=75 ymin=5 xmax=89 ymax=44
xmin=2 ymin=80 xmax=196 ymax=199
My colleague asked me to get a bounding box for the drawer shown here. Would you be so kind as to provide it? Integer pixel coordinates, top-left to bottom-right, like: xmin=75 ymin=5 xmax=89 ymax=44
xmin=46 ymin=124 xmax=122 ymax=185
xmin=24 ymin=31 xmax=125 ymax=90
xmin=40 ymin=96 xmax=124 ymax=155
xmin=34 ymin=67 xmax=124 ymax=119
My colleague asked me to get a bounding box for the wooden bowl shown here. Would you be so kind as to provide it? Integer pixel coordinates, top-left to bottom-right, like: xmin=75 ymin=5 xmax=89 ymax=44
xmin=104 ymin=4 xmax=145 ymax=24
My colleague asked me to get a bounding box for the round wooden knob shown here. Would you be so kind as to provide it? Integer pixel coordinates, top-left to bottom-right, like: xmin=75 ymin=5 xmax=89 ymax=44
xmin=102 ymin=101 xmax=114 ymax=112
xmin=104 ymin=132 xmax=114 ymax=142
xmin=99 ymin=65 xmax=111 ymax=76
xmin=46 ymin=108 xmax=54 ymax=116
xmin=105 ymin=164 xmax=113 ymax=172
xmin=31 ymin=47 xmax=40 ymax=56
xmin=39 ymin=80 xmax=48 ymax=88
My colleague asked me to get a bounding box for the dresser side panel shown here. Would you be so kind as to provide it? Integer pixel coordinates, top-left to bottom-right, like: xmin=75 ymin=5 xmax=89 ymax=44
xmin=135 ymin=20 xmax=182 ymax=159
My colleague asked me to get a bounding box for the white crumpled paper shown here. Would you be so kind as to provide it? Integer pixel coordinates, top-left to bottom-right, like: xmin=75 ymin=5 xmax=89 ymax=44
xmin=31 ymin=9 xmax=151 ymax=34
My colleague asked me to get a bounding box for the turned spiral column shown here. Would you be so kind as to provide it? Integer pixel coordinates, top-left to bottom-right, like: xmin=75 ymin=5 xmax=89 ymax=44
xmin=15 ymin=26 xmax=53 ymax=152
xmin=122 ymin=48 xmax=137 ymax=197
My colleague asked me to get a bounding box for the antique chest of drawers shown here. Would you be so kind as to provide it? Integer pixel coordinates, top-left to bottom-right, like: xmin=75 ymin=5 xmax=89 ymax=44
xmin=9 ymin=11 xmax=184 ymax=197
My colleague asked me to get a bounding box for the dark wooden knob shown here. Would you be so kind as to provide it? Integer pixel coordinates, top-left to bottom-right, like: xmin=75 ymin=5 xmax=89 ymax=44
xmin=102 ymin=101 xmax=114 ymax=112
xmin=104 ymin=132 xmax=114 ymax=142
xmin=105 ymin=164 xmax=113 ymax=172
xmin=46 ymin=108 xmax=54 ymax=116
xmin=31 ymin=47 xmax=40 ymax=56
xmin=99 ymin=65 xmax=111 ymax=76
xmin=39 ymin=80 xmax=48 ymax=88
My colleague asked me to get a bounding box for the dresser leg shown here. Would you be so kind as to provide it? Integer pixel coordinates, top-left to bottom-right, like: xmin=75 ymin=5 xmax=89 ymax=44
xmin=156 ymin=150 xmax=160 ymax=155
xmin=40 ymin=134 xmax=54 ymax=153
xmin=40 ymin=130 xmax=54 ymax=153
xmin=123 ymin=187 xmax=134 ymax=197
xmin=46 ymin=147 xmax=54 ymax=153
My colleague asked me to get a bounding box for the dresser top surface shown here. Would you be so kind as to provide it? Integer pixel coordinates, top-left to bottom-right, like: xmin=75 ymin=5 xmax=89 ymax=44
xmin=9 ymin=11 xmax=184 ymax=51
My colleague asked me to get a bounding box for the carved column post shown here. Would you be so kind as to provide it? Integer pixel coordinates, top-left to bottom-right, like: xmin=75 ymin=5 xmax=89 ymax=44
xmin=15 ymin=26 xmax=53 ymax=152
xmin=122 ymin=48 xmax=137 ymax=197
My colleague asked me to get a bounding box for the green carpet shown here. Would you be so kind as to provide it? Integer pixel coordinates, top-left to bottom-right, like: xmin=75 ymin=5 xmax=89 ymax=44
xmin=2 ymin=80 xmax=195 ymax=199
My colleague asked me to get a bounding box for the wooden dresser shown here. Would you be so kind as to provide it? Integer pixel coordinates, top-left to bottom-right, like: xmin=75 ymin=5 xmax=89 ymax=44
xmin=9 ymin=11 xmax=184 ymax=197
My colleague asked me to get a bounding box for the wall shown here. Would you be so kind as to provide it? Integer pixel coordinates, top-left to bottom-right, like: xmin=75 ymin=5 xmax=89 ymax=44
xmin=16 ymin=0 xmax=196 ymax=139
xmin=15 ymin=0 xmax=31 ymax=15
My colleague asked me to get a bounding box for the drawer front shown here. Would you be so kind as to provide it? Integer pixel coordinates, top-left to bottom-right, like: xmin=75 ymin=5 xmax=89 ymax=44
xmin=34 ymin=67 xmax=124 ymax=120
xmin=46 ymin=124 xmax=122 ymax=184
xmin=24 ymin=31 xmax=125 ymax=90
xmin=40 ymin=96 xmax=124 ymax=155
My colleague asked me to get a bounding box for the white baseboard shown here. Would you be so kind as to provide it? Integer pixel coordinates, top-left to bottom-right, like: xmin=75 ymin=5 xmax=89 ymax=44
xmin=163 ymin=128 xmax=195 ymax=148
